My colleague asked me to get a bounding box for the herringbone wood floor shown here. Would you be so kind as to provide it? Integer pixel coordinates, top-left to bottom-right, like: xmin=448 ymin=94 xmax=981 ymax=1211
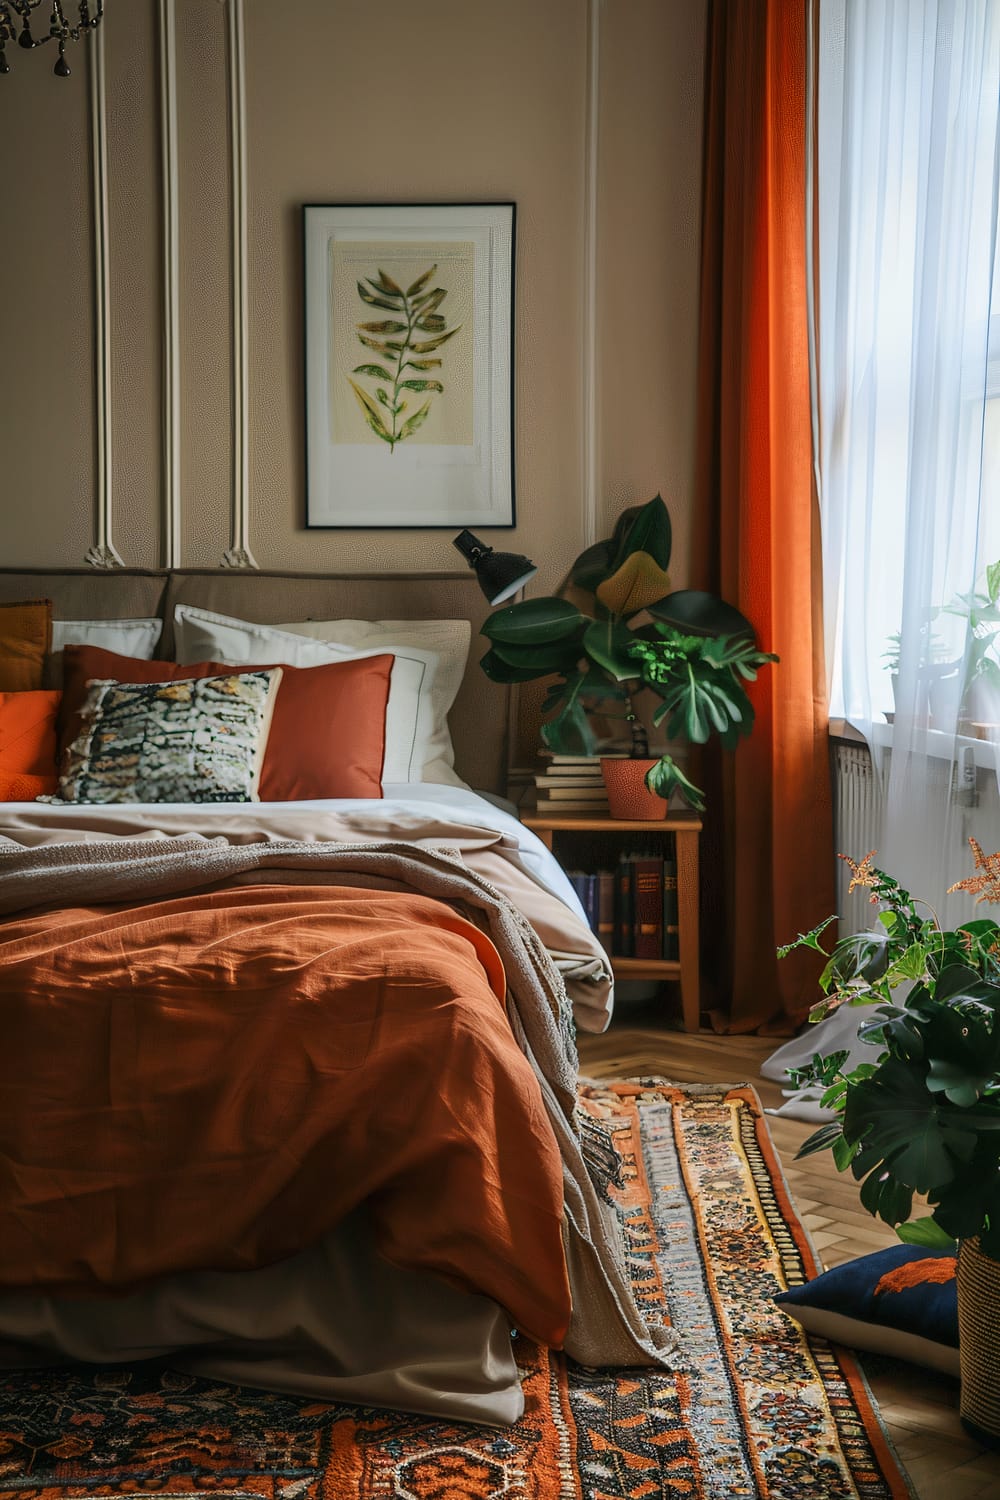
xmin=577 ymin=1010 xmax=1000 ymax=1500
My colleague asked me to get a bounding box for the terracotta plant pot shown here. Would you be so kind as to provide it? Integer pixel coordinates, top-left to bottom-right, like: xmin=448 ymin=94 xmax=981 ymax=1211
xmin=600 ymin=757 xmax=667 ymax=820
xmin=957 ymin=1236 xmax=1000 ymax=1448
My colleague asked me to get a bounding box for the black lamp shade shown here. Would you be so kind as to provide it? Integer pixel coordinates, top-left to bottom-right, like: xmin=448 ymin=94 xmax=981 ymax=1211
xmin=452 ymin=530 xmax=537 ymax=605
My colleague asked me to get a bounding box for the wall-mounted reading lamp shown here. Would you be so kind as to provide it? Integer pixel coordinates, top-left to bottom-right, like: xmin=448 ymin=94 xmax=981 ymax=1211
xmin=452 ymin=530 xmax=537 ymax=606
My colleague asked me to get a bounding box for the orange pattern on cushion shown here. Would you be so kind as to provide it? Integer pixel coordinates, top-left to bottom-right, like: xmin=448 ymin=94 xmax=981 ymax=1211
xmin=875 ymin=1257 xmax=957 ymax=1296
xmin=0 ymin=601 xmax=52 ymax=693
xmin=0 ymin=690 xmax=61 ymax=802
xmin=59 ymin=645 xmax=390 ymax=801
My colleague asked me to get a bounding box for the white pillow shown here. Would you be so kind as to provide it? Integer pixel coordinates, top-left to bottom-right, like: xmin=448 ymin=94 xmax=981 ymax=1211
xmin=51 ymin=618 xmax=163 ymax=659
xmin=172 ymin=604 xmax=465 ymax=786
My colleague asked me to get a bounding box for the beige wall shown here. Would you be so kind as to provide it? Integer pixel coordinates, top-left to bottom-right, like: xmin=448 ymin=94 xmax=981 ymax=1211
xmin=0 ymin=0 xmax=706 ymax=597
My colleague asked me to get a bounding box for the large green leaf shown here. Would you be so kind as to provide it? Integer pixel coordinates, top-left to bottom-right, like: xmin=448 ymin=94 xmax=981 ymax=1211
xmin=609 ymin=494 xmax=672 ymax=572
xmin=540 ymin=674 xmax=598 ymax=755
xmin=843 ymin=1059 xmax=978 ymax=1193
xmin=482 ymin=597 xmax=586 ymax=646
xmin=582 ymin=617 xmax=639 ymax=681
xmin=895 ymin=1217 xmax=956 ymax=1250
xmin=490 ymin=636 xmax=583 ymax=673
xmin=647 ymin=589 xmax=756 ymax=640
xmin=479 ymin=648 xmax=551 ymax=684
xmin=569 ymin=539 xmax=617 ymax=596
xmin=644 ymin=754 xmax=706 ymax=812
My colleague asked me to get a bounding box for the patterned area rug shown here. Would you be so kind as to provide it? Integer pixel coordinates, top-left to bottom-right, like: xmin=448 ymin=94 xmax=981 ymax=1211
xmin=0 ymin=1080 xmax=912 ymax=1499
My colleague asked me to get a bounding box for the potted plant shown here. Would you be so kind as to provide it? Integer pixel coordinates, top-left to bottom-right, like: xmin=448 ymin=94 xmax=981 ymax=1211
xmin=478 ymin=495 xmax=777 ymax=813
xmin=940 ymin=559 xmax=1000 ymax=728
xmin=780 ymin=841 xmax=1000 ymax=1442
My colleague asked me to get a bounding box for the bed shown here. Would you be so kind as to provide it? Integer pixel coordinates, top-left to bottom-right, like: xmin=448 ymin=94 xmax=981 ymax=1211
xmin=0 ymin=570 xmax=673 ymax=1426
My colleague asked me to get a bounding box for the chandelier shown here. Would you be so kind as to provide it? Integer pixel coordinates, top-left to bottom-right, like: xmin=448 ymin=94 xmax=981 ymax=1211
xmin=0 ymin=1 xmax=103 ymax=77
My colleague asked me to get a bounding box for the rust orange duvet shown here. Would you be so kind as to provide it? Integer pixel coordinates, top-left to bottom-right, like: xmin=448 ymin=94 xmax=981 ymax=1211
xmin=0 ymin=884 xmax=571 ymax=1346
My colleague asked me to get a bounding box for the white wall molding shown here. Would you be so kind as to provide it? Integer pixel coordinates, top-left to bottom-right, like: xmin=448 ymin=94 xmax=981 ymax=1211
xmin=86 ymin=23 xmax=124 ymax=569
xmin=159 ymin=0 xmax=181 ymax=568
xmin=581 ymin=0 xmax=601 ymax=548
xmin=221 ymin=0 xmax=257 ymax=569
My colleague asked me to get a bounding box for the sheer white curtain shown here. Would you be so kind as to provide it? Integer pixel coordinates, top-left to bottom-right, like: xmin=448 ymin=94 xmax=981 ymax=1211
xmin=764 ymin=0 xmax=1000 ymax=1115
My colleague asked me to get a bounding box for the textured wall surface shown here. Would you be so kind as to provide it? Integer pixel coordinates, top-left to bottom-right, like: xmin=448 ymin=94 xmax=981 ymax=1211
xmin=0 ymin=0 xmax=707 ymax=602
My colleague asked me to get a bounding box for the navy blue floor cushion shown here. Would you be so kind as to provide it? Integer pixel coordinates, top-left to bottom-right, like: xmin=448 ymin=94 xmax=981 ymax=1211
xmin=775 ymin=1242 xmax=959 ymax=1376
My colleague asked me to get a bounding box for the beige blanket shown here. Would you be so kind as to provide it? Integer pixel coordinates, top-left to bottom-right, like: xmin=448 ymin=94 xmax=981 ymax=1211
xmin=0 ymin=824 xmax=677 ymax=1371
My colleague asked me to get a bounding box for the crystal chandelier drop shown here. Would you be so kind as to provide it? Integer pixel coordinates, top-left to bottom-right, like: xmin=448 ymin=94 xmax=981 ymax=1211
xmin=0 ymin=1 xmax=104 ymax=77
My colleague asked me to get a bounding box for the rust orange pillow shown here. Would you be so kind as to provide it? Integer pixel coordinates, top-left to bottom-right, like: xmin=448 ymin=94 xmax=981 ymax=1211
xmin=0 ymin=689 xmax=61 ymax=801
xmin=0 ymin=600 xmax=52 ymax=693
xmin=59 ymin=645 xmax=390 ymax=801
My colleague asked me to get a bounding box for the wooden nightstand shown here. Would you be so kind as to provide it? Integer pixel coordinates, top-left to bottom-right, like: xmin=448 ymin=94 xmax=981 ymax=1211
xmin=523 ymin=811 xmax=702 ymax=1031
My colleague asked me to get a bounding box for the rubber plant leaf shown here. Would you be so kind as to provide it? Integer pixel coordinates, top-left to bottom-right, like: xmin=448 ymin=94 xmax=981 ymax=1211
xmin=489 ymin=636 xmax=583 ymax=673
xmin=582 ymin=617 xmax=639 ymax=681
xmin=479 ymin=648 xmax=549 ymax=684
xmin=646 ymin=589 xmax=756 ymax=640
xmin=596 ymin=551 xmax=673 ymax=617
xmin=608 ymin=493 xmax=672 ymax=572
xmin=482 ymin=597 xmax=585 ymax=646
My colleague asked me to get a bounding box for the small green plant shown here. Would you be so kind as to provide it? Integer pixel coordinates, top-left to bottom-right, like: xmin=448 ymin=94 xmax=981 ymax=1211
xmin=780 ymin=842 xmax=1000 ymax=1256
xmin=941 ymin=559 xmax=1000 ymax=715
xmin=348 ymin=265 xmax=461 ymax=451
xmin=478 ymin=495 xmax=777 ymax=811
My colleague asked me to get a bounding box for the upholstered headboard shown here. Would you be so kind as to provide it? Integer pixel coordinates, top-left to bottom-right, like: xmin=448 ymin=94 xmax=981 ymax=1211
xmin=0 ymin=569 xmax=508 ymax=794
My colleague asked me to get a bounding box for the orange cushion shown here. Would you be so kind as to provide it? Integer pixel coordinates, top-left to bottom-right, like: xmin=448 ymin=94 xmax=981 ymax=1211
xmin=59 ymin=646 xmax=390 ymax=801
xmin=0 ymin=689 xmax=61 ymax=801
xmin=0 ymin=600 xmax=52 ymax=693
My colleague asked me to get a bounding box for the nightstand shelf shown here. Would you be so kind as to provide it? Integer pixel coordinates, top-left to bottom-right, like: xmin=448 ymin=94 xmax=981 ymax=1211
xmin=523 ymin=811 xmax=702 ymax=1031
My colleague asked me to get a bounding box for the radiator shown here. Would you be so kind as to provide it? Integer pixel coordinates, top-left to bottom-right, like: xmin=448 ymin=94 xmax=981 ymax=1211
xmin=833 ymin=739 xmax=1000 ymax=936
xmin=833 ymin=744 xmax=884 ymax=935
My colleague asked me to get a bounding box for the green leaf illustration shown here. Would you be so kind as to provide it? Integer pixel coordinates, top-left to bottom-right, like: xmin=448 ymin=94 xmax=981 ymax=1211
xmin=352 ymin=364 xmax=393 ymax=380
xmin=356 ymin=281 xmax=402 ymax=311
xmin=347 ymin=262 xmax=462 ymax=451
xmin=398 ymin=400 xmax=432 ymax=440
xmin=347 ymin=378 xmax=394 ymax=444
xmin=406 ymin=264 xmax=437 ymax=297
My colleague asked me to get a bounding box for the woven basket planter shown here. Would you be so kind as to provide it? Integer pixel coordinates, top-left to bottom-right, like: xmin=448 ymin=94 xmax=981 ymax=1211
xmin=600 ymin=758 xmax=667 ymax=820
xmin=957 ymin=1236 xmax=1000 ymax=1447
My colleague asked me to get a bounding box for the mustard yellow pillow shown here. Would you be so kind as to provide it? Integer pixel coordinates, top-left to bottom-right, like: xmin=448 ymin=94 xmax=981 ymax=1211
xmin=0 ymin=600 xmax=52 ymax=692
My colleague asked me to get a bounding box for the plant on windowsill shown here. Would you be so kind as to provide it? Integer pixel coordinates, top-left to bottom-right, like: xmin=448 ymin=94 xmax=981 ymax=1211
xmin=779 ymin=842 xmax=1000 ymax=1442
xmin=477 ymin=494 xmax=777 ymax=812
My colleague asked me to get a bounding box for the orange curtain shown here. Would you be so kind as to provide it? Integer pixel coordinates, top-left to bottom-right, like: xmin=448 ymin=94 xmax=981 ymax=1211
xmin=693 ymin=0 xmax=834 ymax=1030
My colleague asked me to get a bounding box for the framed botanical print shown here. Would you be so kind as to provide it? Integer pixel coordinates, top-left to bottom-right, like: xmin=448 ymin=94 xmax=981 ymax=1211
xmin=303 ymin=202 xmax=515 ymax=529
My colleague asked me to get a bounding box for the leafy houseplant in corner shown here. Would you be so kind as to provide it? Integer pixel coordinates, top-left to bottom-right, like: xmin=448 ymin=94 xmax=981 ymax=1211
xmin=478 ymin=495 xmax=777 ymax=813
xmin=780 ymin=842 xmax=1000 ymax=1443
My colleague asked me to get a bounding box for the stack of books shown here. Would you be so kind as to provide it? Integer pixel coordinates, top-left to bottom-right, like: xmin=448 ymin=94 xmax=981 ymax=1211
xmin=566 ymin=842 xmax=679 ymax=960
xmin=533 ymin=750 xmax=626 ymax=814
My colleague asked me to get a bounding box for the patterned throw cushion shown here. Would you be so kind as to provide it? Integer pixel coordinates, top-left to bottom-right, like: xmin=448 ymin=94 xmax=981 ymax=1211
xmin=0 ymin=690 xmax=61 ymax=801
xmin=58 ymin=646 xmax=392 ymax=801
xmin=58 ymin=671 xmax=282 ymax=805
xmin=775 ymin=1243 xmax=959 ymax=1375
xmin=0 ymin=600 xmax=52 ymax=692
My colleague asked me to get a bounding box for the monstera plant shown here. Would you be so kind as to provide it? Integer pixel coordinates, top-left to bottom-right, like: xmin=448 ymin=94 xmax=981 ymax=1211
xmin=478 ymin=495 xmax=777 ymax=811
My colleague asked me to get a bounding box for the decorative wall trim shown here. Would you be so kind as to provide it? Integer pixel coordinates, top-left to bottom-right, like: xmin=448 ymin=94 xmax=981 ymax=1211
xmin=582 ymin=0 xmax=601 ymax=548
xmin=86 ymin=23 xmax=124 ymax=569
xmin=159 ymin=0 xmax=181 ymax=569
xmin=221 ymin=0 xmax=257 ymax=569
